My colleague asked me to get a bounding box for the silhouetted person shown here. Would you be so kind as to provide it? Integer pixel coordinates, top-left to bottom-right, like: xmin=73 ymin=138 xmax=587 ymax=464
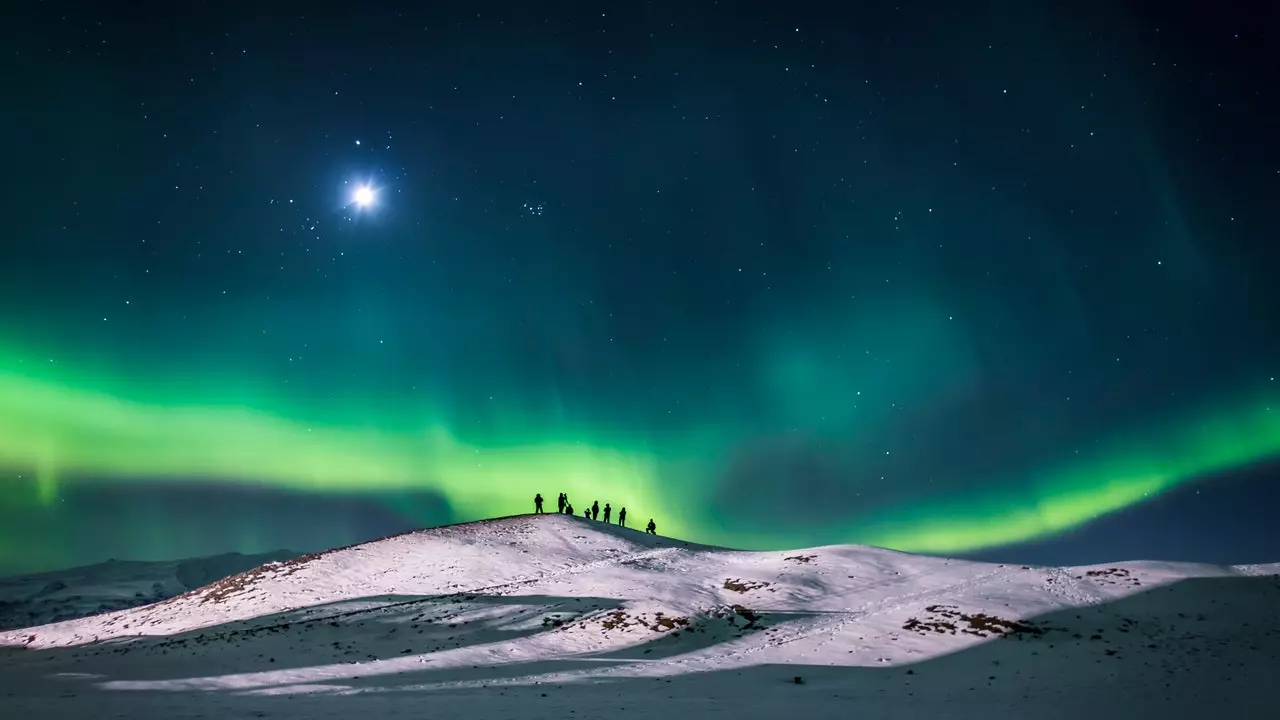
xmin=591 ymin=500 xmax=599 ymax=521
xmin=565 ymin=503 xmax=574 ymax=516
xmin=534 ymin=493 xmax=544 ymax=514
xmin=557 ymin=493 xmax=566 ymax=514
xmin=602 ymin=503 xmax=612 ymax=524
xmin=646 ymin=519 xmax=656 ymax=535
xmin=583 ymin=508 xmax=590 ymax=519
xmin=618 ymin=507 xmax=627 ymax=527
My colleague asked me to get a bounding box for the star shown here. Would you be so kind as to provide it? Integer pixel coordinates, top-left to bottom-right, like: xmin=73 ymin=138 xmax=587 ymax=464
xmin=353 ymin=185 xmax=376 ymax=208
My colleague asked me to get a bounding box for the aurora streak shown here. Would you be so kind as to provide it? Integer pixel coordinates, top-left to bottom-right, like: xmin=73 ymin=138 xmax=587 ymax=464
xmin=4 ymin=347 xmax=1277 ymax=558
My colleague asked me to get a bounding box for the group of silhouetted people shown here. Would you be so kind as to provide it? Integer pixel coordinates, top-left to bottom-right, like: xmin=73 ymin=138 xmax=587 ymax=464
xmin=533 ymin=492 xmax=656 ymax=535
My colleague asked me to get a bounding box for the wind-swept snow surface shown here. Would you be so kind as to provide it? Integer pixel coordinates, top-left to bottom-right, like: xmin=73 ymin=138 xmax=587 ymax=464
xmin=2 ymin=514 xmax=1277 ymax=719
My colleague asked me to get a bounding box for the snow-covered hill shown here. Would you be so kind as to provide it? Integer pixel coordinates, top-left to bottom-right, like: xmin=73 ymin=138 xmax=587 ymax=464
xmin=2 ymin=514 xmax=1277 ymax=719
xmin=0 ymin=550 xmax=297 ymax=631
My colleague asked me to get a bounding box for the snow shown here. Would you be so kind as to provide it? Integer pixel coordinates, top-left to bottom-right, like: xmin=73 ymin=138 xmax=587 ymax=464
xmin=2 ymin=514 xmax=1277 ymax=719
xmin=0 ymin=550 xmax=297 ymax=631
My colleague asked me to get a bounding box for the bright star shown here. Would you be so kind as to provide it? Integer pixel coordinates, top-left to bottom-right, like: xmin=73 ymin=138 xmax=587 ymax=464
xmin=353 ymin=185 xmax=375 ymax=208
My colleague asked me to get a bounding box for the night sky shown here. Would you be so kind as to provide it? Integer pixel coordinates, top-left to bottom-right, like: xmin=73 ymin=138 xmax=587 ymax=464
xmin=2 ymin=1 xmax=1278 ymax=574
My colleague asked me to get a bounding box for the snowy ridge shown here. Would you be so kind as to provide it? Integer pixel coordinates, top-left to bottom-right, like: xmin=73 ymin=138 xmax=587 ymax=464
xmin=0 ymin=550 xmax=297 ymax=631
xmin=2 ymin=514 xmax=1277 ymax=719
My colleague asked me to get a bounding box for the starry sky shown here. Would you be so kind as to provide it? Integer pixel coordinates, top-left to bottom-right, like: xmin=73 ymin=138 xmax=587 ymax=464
xmin=2 ymin=1 xmax=1278 ymax=574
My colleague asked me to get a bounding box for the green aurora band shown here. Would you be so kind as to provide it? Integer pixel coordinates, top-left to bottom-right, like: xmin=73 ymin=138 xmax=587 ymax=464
xmin=3 ymin=343 xmax=1278 ymax=557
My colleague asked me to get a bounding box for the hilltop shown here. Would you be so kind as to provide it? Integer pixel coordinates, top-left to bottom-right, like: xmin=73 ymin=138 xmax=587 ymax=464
xmin=2 ymin=513 xmax=1277 ymax=719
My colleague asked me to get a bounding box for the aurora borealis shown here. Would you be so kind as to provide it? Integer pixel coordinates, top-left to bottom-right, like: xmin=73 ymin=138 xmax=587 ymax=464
xmin=3 ymin=1 xmax=1278 ymax=573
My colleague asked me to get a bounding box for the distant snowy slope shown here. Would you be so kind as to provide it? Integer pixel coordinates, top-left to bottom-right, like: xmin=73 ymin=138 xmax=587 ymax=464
xmin=0 ymin=550 xmax=297 ymax=631
xmin=3 ymin=514 xmax=706 ymax=645
xmin=1 ymin=514 xmax=1277 ymax=719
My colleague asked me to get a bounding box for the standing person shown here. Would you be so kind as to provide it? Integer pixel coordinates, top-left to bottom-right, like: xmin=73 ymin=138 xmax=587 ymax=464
xmin=602 ymin=503 xmax=612 ymax=524
xmin=591 ymin=500 xmax=599 ymax=521
xmin=557 ymin=493 xmax=566 ymax=514
xmin=618 ymin=507 xmax=627 ymax=527
xmin=645 ymin=519 xmax=657 ymax=535
xmin=534 ymin=493 xmax=544 ymax=514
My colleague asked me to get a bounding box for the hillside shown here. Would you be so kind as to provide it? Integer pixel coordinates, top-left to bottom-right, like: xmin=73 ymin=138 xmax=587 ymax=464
xmin=1 ymin=514 xmax=1277 ymax=719
xmin=0 ymin=550 xmax=297 ymax=631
